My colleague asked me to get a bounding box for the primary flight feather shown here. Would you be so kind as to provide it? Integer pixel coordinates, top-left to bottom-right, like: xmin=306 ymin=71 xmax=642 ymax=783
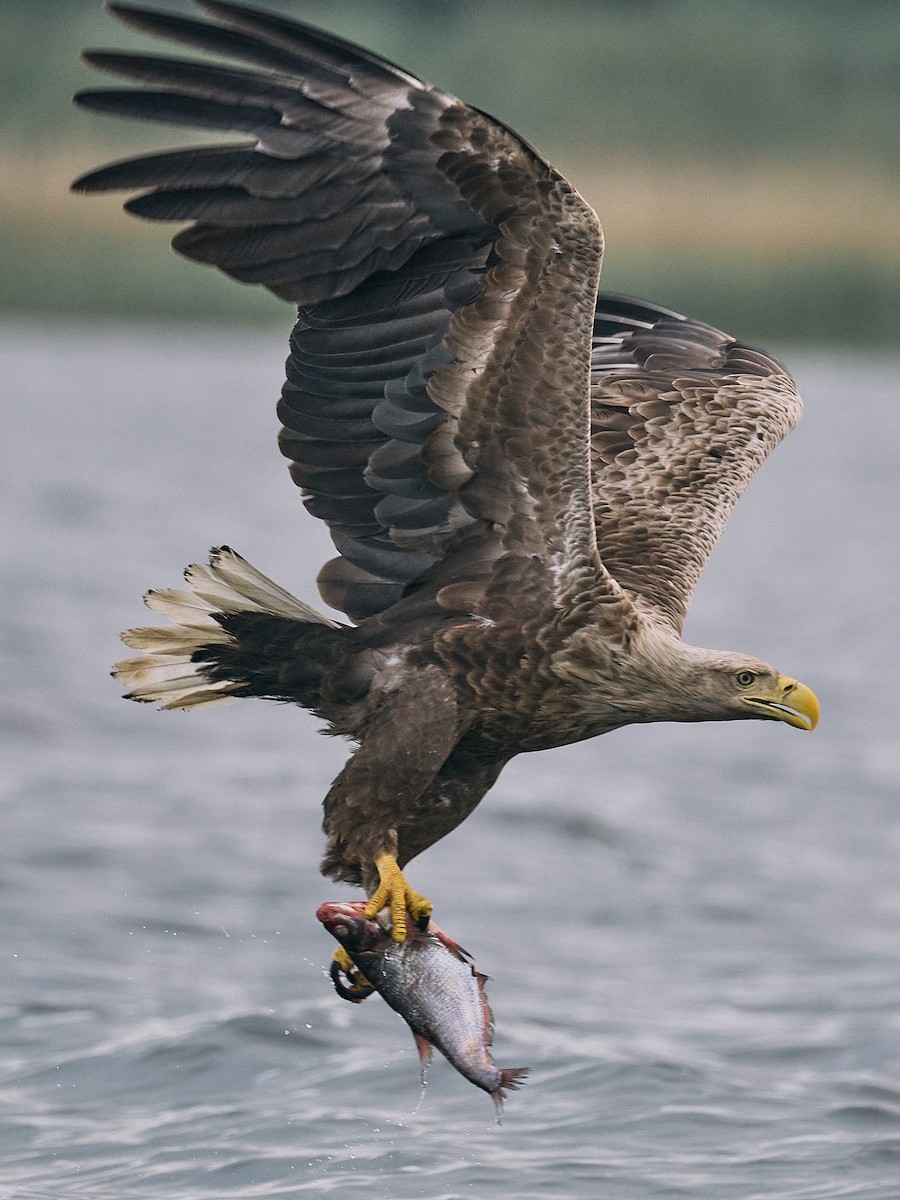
xmin=74 ymin=0 xmax=819 ymax=978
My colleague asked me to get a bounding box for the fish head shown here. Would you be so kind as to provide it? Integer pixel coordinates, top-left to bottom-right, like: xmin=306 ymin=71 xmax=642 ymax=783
xmin=316 ymin=900 xmax=388 ymax=955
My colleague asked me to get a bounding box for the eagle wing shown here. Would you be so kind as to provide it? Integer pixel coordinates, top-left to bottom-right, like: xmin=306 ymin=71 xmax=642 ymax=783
xmin=588 ymin=295 xmax=802 ymax=633
xmin=73 ymin=0 xmax=620 ymax=625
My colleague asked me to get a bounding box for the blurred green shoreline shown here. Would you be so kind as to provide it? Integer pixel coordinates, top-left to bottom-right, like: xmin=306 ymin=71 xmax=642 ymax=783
xmin=3 ymin=0 xmax=898 ymax=345
xmin=5 ymin=221 xmax=897 ymax=349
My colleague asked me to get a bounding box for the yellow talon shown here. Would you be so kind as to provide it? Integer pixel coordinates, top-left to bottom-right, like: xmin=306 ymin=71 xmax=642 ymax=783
xmin=330 ymin=946 xmax=374 ymax=1003
xmin=365 ymin=853 xmax=433 ymax=943
xmin=332 ymin=946 xmax=355 ymax=974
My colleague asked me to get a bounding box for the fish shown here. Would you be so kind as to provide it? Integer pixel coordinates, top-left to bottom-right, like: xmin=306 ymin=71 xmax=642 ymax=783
xmin=317 ymin=900 xmax=528 ymax=1113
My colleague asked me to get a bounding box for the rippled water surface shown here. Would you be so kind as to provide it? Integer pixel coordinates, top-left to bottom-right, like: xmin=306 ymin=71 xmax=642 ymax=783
xmin=2 ymin=322 xmax=898 ymax=1198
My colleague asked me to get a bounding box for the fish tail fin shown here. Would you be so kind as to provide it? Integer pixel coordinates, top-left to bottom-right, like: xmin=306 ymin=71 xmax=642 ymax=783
xmin=499 ymin=1067 xmax=529 ymax=1093
xmin=491 ymin=1066 xmax=530 ymax=1120
xmin=113 ymin=545 xmax=342 ymax=711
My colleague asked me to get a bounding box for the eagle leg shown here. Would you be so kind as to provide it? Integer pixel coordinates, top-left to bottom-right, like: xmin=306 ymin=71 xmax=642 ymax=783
xmin=365 ymin=853 xmax=433 ymax=943
xmin=329 ymin=947 xmax=375 ymax=1004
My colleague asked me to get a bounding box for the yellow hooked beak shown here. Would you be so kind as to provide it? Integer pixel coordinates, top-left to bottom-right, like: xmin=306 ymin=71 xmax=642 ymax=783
xmin=742 ymin=675 xmax=820 ymax=731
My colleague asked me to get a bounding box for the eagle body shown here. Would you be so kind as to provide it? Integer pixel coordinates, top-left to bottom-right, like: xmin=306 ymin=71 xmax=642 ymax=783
xmin=75 ymin=2 xmax=818 ymax=914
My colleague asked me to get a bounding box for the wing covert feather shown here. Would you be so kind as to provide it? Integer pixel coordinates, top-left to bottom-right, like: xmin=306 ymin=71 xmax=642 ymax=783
xmin=589 ymin=296 xmax=802 ymax=631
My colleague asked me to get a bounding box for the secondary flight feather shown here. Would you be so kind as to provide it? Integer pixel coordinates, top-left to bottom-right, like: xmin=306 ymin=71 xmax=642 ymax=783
xmin=74 ymin=1 xmax=818 ymax=1002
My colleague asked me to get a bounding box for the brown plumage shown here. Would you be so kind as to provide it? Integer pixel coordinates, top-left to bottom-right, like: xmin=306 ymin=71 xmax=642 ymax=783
xmin=75 ymin=1 xmax=819 ymax=939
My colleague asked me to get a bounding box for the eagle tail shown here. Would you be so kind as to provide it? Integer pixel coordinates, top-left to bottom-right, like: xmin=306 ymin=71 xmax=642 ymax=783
xmin=113 ymin=546 xmax=341 ymax=711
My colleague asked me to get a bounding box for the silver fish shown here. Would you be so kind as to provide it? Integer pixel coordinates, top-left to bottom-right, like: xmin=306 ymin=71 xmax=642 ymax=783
xmin=317 ymin=900 xmax=528 ymax=1112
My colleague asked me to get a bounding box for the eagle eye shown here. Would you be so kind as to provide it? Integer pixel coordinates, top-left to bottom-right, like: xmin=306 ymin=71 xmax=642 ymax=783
xmin=735 ymin=670 xmax=757 ymax=688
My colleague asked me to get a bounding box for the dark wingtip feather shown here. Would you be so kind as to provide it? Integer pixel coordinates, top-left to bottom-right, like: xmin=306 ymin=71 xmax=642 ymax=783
xmin=193 ymin=0 xmax=428 ymax=89
xmin=99 ymin=2 xmax=316 ymax=76
xmin=105 ymin=1 xmax=194 ymax=32
xmin=104 ymin=0 xmax=200 ymax=36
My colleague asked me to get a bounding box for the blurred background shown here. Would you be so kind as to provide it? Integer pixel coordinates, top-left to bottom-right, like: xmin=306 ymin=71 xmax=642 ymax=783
xmin=3 ymin=5 xmax=900 ymax=1194
xmin=3 ymin=0 xmax=898 ymax=344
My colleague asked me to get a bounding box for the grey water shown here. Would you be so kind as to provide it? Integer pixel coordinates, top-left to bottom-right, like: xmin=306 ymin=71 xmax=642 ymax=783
xmin=1 ymin=319 xmax=898 ymax=1199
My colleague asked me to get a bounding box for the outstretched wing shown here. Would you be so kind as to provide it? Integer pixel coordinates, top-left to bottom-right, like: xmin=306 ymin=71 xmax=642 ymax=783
xmin=588 ymin=295 xmax=802 ymax=633
xmin=73 ymin=0 xmax=618 ymax=625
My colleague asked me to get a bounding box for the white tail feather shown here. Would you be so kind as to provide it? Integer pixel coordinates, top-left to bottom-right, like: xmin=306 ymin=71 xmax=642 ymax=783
xmin=188 ymin=548 xmax=335 ymax=624
xmin=115 ymin=546 xmax=336 ymax=711
xmin=160 ymin=688 xmax=241 ymax=711
xmin=119 ymin=626 xmax=231 ymax=652
xmin=144 ymin=589 xmax=224 ymax=629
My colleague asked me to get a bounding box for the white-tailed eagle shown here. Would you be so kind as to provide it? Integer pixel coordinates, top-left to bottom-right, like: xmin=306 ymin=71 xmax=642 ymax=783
xmin=73 ymin=0 xmax=819 ymax=994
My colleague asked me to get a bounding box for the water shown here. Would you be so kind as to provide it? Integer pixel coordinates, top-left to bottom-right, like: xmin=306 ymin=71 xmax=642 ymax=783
xmin=1 ymin=320 xmax=898 ymax=1198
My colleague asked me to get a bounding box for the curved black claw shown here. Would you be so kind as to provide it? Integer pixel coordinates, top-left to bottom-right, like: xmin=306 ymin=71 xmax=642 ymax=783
xmin=329 ymin=957 xmax=375 ymax=1004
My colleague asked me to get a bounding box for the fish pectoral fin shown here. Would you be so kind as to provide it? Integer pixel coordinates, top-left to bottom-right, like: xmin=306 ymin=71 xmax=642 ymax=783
xmin=329 ymin=947 xmax=375 ymax=1004
xmin=365 ymin=854 xmax=433 ymax=943
xmin=413 ymin=1033 xmax=434 ymax=1082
